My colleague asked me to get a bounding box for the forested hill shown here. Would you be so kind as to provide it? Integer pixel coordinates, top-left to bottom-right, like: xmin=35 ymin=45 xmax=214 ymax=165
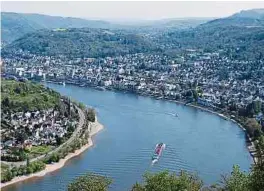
xmin=2 ymin=9 xmax=264 ymax=60
xmin=2 ymin=28 xmax=158 ymax=58
xmin=1 ymin=12 xmax=211 ymax=43
xmin=1 ymin=80 xmax=61 ymax=112
xmin=156 ymin=9 xmax=264 ymax=60
xmin=1 ymin=12 xmax=114 ymax=43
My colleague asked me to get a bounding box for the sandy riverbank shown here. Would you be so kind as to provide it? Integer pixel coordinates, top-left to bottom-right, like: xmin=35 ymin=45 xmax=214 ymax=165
xmin=0 ymin=119 xmax=104 ymax=189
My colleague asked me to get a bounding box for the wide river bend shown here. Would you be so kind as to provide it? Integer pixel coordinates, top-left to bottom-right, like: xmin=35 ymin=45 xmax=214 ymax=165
xmin=5 ymin=83 xmax=252 ymax=191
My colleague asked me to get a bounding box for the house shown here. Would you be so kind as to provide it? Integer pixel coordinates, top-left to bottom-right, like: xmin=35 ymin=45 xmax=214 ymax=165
xmin=4 ymin=140 xmax=14 ymax=147
xmin=197 ymin=97 xmax=212 ymax=107
xmin=256 ymin=113 xmax=263 ymax=122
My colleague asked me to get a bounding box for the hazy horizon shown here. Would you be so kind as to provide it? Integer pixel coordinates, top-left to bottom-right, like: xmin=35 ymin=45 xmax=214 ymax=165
xmin=1 ymin=1 xmax=264 ymax=21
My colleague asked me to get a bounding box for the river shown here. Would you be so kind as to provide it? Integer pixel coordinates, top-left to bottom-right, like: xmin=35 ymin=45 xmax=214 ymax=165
xmin=5 ymin=83 xmax=252 ymax=191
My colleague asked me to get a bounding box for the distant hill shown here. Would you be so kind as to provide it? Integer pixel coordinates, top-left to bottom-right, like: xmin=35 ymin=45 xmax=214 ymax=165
xmin=110 ymin=18 xmax=213 ymax=29
xmin=1 ymin=12 xmax=213 ymax=43
xmin=200 ymin=8 xmax=264 ymax=28
xmin=153 ymin=18 xmax=213 ymax=29
xmin=2 ymin=28 xmax=158 ymax=58
xmin=232 ymin=8 xmax=264 ymax=19
xmin=1 ymin=12 xmax=114 ymax=43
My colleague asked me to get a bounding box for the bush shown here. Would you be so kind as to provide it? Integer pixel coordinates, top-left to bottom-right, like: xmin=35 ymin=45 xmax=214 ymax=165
xmin=45 ymin=153 xmax=60 ymax=164
xmin=1 ymin=169 xmax=13 ymax=183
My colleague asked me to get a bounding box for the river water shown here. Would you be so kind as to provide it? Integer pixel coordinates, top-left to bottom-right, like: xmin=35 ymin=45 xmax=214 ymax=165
xmin=5 ymin=83 xmax=252 ymax=191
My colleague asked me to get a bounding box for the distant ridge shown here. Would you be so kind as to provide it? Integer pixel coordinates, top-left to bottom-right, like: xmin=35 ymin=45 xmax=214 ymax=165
xmin=1 ymin=12 xmax=115 ymax=43
xmin=1 ymin=12 xmax=212 ymax=43
xmin=2 ymin=9 xmax=264 ymax=61
xmin=200 ymin=8 xmax=264 ymax=28
xmin=232 ymin=8 xmax=264 ymax=19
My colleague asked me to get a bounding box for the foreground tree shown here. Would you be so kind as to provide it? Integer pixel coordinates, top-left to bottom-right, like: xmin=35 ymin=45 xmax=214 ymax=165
xmin=68 ymin=173 xmax=112 ymax=191
xmin=248 ymin=135 xmax=264 ymax=191
xmin=131 ymin=171 xmax=203 ymax=191
xmin=222 ymin=165 xmax=250 ymax=191
xmin=222 ymin=136 xmax=264 ymax=191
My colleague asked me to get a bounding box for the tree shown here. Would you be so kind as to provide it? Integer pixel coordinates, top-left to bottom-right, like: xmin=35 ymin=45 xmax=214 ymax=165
xmin=15 ymin=131 xmax=28 ymax=144
xmin=18 ymin=149 xmax=27 ymax=161
xmin=78 ymin=102 xmax=86 ymax=110
xmin=14 ymin=86 xmax=22 ymax=94
xmin=87 ymin=108 xmax=96 ymax=122
xmin=244 ymin=118 xmax=262 ymax=139
xmin=197 ymin=88 xmax=203 ymax=96
xmin=253 ymin=101 xmax=262 ymax=114
xmin=131 ymin=171 xmax=203 ymax=191
xmin=229 ymin=101 xmax=237 ymax=112
xmin=249 ymin=136 xmax=264 ymax=191
xmin=68 ymin=124 xmax=75 ymax=133
xmin=222 ymin=165 xmax=250 ymax=191
xmin=246 ymin=102 xmax=256 ymax=117
xmin=2 ymin=97 xmax=10 ymax=108
xmin=11 ymin=166 xmax=18 ymax=177
xmin=26 ymin=166 xmax=34 ymax=174
xmin=55 ymin=135 xmax=62 ymax=145
xmin=192 ymin=90 xmax=198 ymax=101
xmin=249 ymin=163 xmax=264 ymax=191
xmin=47 ymin=153 xmax=60 ymax=163
xmin=68 ymin=173 xmax=112 ymax=191
xmin=131 ymin=183 xmax=145 ymax=191
xmin=1 ymin=169 xmax=13 ymax=183
xmin=26 ymin=157 xmax=30 ymax=167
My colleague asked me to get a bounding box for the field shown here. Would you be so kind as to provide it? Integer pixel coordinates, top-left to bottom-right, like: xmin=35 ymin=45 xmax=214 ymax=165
xmin=26 ymin=145 xmax=54 ymax=159
xmin=29 ymin=145 xmax=53 ymax=155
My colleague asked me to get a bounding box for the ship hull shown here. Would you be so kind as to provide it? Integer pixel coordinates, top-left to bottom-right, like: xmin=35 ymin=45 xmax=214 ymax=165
xmin=151 ymin=143 xmax=165 ymax=164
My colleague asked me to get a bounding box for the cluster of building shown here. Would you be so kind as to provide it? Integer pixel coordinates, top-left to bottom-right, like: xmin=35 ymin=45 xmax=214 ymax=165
xmin=1 ymin=106 xmax=78 ymax=158
xmin=2 ymin=49 xmax=264 ymax=113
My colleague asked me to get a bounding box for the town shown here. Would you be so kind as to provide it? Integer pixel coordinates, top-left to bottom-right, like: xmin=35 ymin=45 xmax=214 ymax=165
xmin=2 ymin=49 xmax=264 ymax=115
xmin=1 ymin=80 xmax=80 ymax=162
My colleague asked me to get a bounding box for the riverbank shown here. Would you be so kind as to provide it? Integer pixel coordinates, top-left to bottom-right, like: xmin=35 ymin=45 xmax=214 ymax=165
xmin=0 ymin=119 xmax=104 ymax=189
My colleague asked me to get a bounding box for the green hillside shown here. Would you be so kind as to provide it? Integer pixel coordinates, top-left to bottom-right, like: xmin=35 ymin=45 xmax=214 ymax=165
xmin=1 ymin=80 xmax=60 ymax=112
xmin=2 ymin=28 xmax=157 ymax=58
xmin=155 ymin=9 xmax=264 ymax=60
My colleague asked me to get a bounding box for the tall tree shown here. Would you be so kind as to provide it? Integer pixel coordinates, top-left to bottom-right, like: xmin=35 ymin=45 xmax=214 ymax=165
xmin=131 ymin=171 xmax=203 ymax=191
xmin=222 ymin=165 xmax=250 ymax=191
xmin=68 ymin=173 xmax=112 ymax=191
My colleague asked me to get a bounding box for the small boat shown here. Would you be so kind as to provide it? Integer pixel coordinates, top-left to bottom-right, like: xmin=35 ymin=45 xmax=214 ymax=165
xmin=95 ymin=86 xmax=106 ymax=91
xmin=152 ymin=143 xmax=166 ymax=164
xmin=167 ymin=113 xmax=178 ymax=117
xmin=63 ymin=81 xmax=66 ymax=86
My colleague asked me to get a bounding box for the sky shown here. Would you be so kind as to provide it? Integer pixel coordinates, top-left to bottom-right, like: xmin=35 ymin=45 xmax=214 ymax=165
xmin=1 ymin=1 xmax=264 ymax=20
